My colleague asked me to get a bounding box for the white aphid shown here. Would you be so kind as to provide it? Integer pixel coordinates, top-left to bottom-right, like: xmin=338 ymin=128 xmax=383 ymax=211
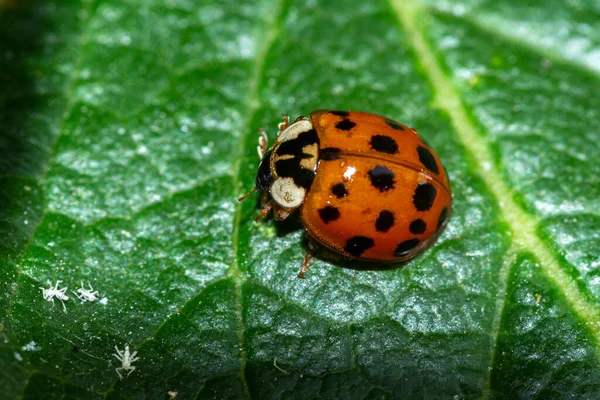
xmin=72 ymin=281 xmax=99 ymax=302
xmin=114 ymin=344 xmax=139 ymax=379
xmin=39 ymin=280 xmax=69 ymax=313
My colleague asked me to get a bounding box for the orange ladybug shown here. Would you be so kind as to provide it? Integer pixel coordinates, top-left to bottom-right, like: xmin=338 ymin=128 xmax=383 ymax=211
xmin=240 ymin=110 xmax=452 ymax=278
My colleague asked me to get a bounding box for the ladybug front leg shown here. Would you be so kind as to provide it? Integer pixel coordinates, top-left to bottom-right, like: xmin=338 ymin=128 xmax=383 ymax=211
xmin=253 ymin=201 xmax=272 ymax=222
xmin=277 ymin=115 xmax=290 ymax=134
xmin=253 ymin=192 xmax=272 ymax=222
xmin=257 ymin=129 xmax=269 ymax=158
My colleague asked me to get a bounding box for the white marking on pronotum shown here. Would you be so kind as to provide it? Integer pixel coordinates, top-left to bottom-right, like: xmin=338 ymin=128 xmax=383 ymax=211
xmin=39 ymin=280 xmax=69 ymax=313
xmin=72 ymin=281 xmax=99 ymax=302
xmin=114 ymin=344 xmax=139 ymax=379
xmin=277 ymin=118 xmax=311 ymax=141
xmin=270 ymin=177 xmax=305 ymax=208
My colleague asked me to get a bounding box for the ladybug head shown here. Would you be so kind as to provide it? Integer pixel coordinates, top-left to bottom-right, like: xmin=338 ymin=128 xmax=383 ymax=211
xmin=255 ymin=149 xmax=273 ymax=191
xmin=238 ymin=148 xmax=273 ymax=204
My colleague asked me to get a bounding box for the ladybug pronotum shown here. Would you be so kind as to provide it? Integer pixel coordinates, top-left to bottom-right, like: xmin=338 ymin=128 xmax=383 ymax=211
xmin=239 ymin=110 xmax=452 ymax=278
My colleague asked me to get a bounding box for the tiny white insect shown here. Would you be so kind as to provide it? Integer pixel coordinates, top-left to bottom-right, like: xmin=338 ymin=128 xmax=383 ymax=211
xmin=114 ymin=344 xmax=139 ymax=379
xmin=72 ymin=281 xmax=99 ymax=302
xmin=39 ymin=280 xmax=69 ymax=313
xmin=167 ymin=390 xmax=178 ymax=399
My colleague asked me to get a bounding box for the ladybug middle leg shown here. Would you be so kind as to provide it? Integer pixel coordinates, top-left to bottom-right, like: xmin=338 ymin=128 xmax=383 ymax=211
xmin=253 ymin=191 xmax=272 ymax=222
xmin=253 ymin=201 xmax=272 ymax=222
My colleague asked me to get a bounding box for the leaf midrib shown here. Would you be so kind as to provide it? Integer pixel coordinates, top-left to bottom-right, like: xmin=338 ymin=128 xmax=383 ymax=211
xmin=390 ymin=0 xmax=600 ymax=372
xmin=229 ymin=0 xmax=287 ymax=398
xmin=6 ymin=0 xmax=281 ymax=396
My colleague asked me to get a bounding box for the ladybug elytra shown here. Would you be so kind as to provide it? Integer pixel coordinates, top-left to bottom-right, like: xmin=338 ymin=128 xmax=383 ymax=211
xmin=240 ymin=110 xmax=452 ymax=277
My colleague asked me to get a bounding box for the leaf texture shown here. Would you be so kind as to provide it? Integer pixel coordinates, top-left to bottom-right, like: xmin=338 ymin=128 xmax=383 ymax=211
xmin=0 ymin=0 xmax=599 ymax=398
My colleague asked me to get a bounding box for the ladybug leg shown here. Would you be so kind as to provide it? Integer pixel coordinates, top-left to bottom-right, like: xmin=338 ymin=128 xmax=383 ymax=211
xmin=259 ymin=191 xmax=270 ymax=207
xmin=257 ymin=129 xmax=269 ymax=158
xmin=277 ymin=115 xmax=290 ymax=133
xmin=253 ymin=199 xmax=272 ymax=222
xmin=297 ymin=251 xmax=313 ymax=279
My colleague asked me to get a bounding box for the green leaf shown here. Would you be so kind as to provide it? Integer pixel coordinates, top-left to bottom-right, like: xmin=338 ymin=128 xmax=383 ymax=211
xmin=1 ymin=0 xmax=599 ymax=398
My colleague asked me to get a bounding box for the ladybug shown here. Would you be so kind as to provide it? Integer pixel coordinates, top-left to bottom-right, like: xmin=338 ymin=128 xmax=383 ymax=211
xmin=239 ymin=110 xmax=452 ymax=278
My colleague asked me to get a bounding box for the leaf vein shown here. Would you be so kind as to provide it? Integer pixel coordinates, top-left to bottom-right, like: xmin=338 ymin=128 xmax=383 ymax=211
xmin=390 ymin=0 xmax=600 ymax=370
xmin=229 ymin=0 xmax=288 ymax=398
xmin=430 ymin=6 xmax=600 ymax=78
xmin=6 ymin=0 xmax=97 ymax=339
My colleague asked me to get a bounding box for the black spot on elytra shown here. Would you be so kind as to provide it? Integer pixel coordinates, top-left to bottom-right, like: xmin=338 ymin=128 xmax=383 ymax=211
xmin=385 ymin=118 xmax=404 ymax=130
xmin=331 ymin=183 xmax=348 ymax=198
xmin=436 ymin=207 xmax=448 ymax=231
xmin=368 ymin=165 xmax=395 ymax=192
xmin=344 ymin=236 xmax=375 ymax=257
xmin=413 ymin=182 xmax=437 ymax=211
xmin=318 ymin=206 xmax=340 ymax=224
xmin=330 ymin=110 xmax=350 ymax=117
xmin=336 ymin=119 xmax=356 ymax=131
xmin=274 ymin=158 xmax=315 ymax=189
xmin=409 ymin=219 xmax=427 ymax=234
xmin=375 ymin=210 xmax=395 ymax=232
xmin=394 ymin=238 xmax=420 ymax=257
xmin=370 ymin=135 xmax=398 ymax=154
xmin=417 ymin=145 xmax=439 ymax=174
xmin=320 ymin=147 xmax=341 ymax=160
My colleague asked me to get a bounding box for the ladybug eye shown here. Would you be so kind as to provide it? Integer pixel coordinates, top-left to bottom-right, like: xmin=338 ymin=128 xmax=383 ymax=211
xmin=255 ymin=149 xmax=273 ymax=190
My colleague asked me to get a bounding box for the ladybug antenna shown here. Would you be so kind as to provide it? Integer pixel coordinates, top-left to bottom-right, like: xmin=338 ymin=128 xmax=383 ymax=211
xmin=238 ymin=187 xmax=258 ymax=203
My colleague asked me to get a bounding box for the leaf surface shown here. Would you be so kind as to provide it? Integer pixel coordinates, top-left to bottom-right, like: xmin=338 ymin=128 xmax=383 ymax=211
xmin=1 ymin=0 xmax=599 ymax=398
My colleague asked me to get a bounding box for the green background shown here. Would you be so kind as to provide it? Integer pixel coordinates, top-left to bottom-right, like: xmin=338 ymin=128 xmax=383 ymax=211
xmin=1 ymin=0 xmax=599 ymax=398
